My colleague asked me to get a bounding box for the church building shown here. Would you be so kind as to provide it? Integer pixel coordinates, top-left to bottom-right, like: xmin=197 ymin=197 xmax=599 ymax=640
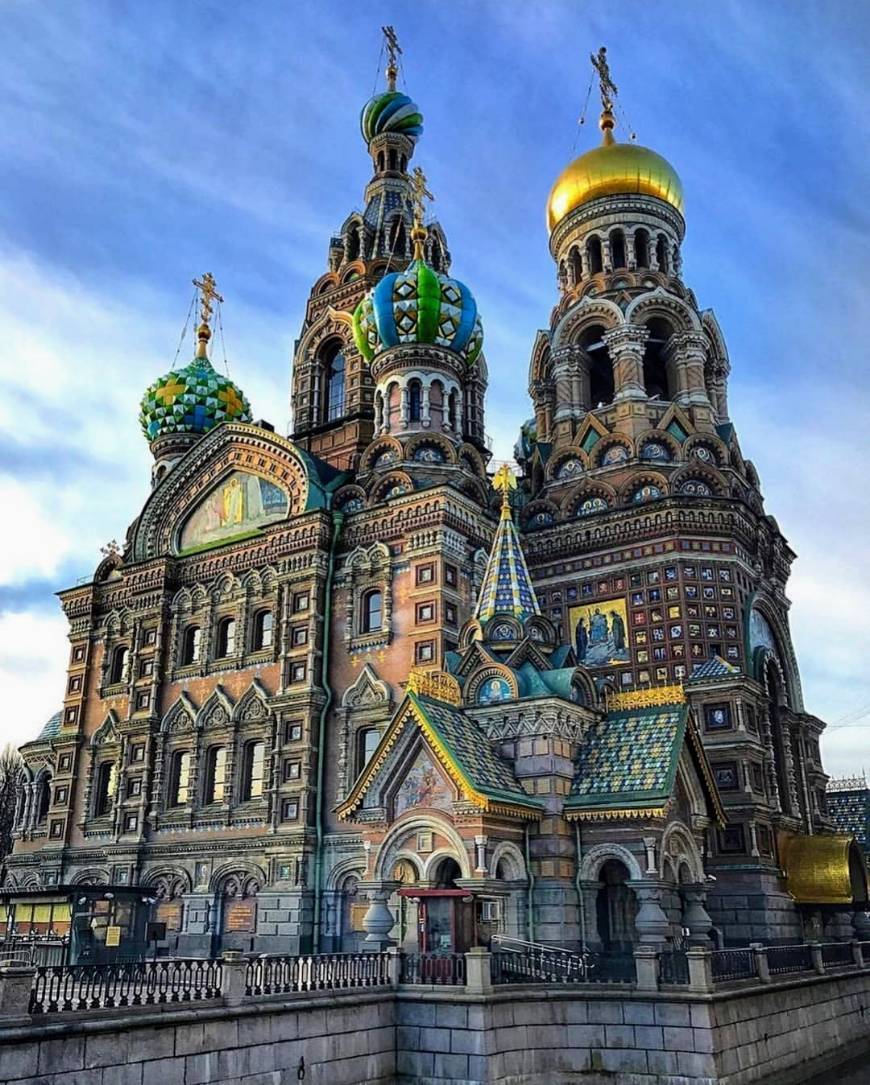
xmin=5 ymin=39 xmax=867 ymax=962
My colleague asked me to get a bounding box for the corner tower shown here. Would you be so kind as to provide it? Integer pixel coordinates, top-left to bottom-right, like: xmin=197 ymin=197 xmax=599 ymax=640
xmin=290 ymin=29 xmax=451 ymax=470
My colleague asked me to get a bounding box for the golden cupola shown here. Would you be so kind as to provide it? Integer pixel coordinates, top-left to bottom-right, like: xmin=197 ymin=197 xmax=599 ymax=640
xmin=547 ymin=48 xmax=684 ymax=234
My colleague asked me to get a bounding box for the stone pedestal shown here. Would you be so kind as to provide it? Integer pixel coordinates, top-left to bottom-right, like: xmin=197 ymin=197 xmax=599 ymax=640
xmin=358 ymin=880 xmax=400 ymax=950
xmin=0 ymin=964 xmax=35 ymax=1023
xmin=465 ymin=947 xmax=492 ymax=993
xmin=682 ymin=884 xmax=713 ymax=946
xmin=633 ymin=946 xmax=659 ymax=992
xmin=220 ymin=950 xmax=247 ymax=1007
xmin=631 ymin=881 xmax=670 ymax=945
xmin=686 ymin=948 xmax=713 ymax=992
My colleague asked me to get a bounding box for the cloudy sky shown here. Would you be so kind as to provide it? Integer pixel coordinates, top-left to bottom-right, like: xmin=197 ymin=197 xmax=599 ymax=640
xmin=1 ymin=1 xmax=868 ymax=774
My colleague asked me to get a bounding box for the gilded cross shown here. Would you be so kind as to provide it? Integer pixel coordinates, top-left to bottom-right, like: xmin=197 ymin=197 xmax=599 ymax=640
xmin=591 ymin=46 xmax=618 ymax=113
xmin=492 ymin=463 xmax=516 ymax=505
xmin=382 ymin=25 xmax=402 ymax=91
xmin=410 ymin=166 xmax=434 ymax=225
xmin=192 ymin=272 xmax=224 ymax=329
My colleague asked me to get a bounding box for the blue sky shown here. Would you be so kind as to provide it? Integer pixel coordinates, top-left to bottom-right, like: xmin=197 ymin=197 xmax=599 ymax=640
xmin=1 ymin=1 xmax=868 ymax=774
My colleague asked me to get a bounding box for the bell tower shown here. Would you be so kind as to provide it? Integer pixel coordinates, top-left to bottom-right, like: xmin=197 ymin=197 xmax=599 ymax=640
xmin=289 ymin=28 xmax=451 ymax=471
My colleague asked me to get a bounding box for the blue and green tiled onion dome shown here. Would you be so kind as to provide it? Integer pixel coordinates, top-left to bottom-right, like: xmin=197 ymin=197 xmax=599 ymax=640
xmin=352 ymin=259 xmax=483 ymax=365
xmin=360 ymin=91 xmax=423 ymax=144
xmin=140 ymin=355 xmax=252 ymax=443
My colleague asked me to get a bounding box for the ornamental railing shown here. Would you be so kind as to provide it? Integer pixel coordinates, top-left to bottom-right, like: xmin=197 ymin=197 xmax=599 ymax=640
xmin=400 ymin=952 xmax=466 ymax=986
xmin=766 ymin=944 xmax=813 ymax=975
xmin=659 ymin=949 xmax=689 ymax=985
xmin=491 ymin=948 xmax=635 ymax=985
xmin=710 ymin=948 xmax=756 ymax=983
xmin=244 ymin=952 xmax=390 ymax=996
xmin=821 ymin=941 xmax=854 ymax=967
xmin=28 ymin=958 xmax=222 ymax=1015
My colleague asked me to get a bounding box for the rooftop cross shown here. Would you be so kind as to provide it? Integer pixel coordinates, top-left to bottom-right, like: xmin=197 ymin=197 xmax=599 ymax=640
xmin=192 ymin=272 xmax=223 ymax=358
xmin=492 ymin=463 xmax=516 ymax=516
xmin=410 ymin=165 xmax=434 ymax=258
xmin=382 ymin=25 xmax=402 ymax=92
xmin=591 ymin=45 xmax=618 ymax=114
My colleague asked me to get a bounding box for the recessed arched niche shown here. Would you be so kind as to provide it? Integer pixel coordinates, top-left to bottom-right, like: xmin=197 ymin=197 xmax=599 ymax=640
xmin=176 ymin=471 xmax=289 ymax=553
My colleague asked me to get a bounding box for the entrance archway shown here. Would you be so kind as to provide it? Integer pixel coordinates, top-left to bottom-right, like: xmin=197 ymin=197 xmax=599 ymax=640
xmin=596 ymin=859 xmax=638 ymax=953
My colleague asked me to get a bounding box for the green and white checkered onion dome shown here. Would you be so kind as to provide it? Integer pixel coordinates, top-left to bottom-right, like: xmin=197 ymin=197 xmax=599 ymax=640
xmin=139 ymin=355 xmax=252 ymax=443
xmin=352 ymin=258 xmax=483 ymax=365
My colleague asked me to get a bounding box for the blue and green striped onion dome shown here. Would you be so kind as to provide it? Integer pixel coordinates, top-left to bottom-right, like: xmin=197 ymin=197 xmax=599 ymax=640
xmin=360 ymin=91 xmax=423 ymax=144
xmin=352 ymin=259 xmax=483 ymax=364
xmin=139 ymin=356 xmax=252 ymax=442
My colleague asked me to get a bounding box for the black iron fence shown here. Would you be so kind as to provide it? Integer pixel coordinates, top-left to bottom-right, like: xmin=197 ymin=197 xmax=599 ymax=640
xmin=29 ymin=958 xmax=222 ymax=1015
xmin=0 ymin=936 xmax=69 ymax=968
xmin=491 ymin=949 xmax=635 ymax=985
xmin=400 ymin=952 xmax=466 ymax=986
xmin=245 ymin=952 xmax=390 ymax=996
xmin=766 ymin=944 xmax=813 ymax=975
xmin=821 ymin=942 xmax=854 ymax=967
xmin=659 ymin=949 xmax=689 ymax=985
xmin=710 ymin=948 xmax=756 ymax=983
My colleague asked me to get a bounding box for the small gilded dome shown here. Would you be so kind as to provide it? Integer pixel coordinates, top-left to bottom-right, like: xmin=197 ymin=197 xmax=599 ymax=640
xmin=360 ymin=90 xmax=423 ymax=144
xmin=352 ymin=258 xmax=483 ymax=365
xmin=140 ymin=350 xmax=252 ymax=443
xmin=547 ymin=133 xmax=683 ymax=233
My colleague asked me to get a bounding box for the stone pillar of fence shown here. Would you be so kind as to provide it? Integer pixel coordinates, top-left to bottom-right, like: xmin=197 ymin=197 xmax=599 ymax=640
xmin=464 ymin=947 xmax=492 ymax=994
xmin=221 ymin=950 xmax=248 ymax=1007
xmin=686 ymin=947 xmax=713 ymax=992
xmin=633 ymin=946 xmax=659 ymax=992
xmin=851 ymin=940 xmax=863 ymax=967
xmin=387 ymin=946 xmax=403 ymax=987
xmin=0 ymin=964 xmax=35 ymax=1023
xmin=749 ymin=943 xmax=770 ymax=983
xmin=808 ymin=942 xmax=825 ymax=975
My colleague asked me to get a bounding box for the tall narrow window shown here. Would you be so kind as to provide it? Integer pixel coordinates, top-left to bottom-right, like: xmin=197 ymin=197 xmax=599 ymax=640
xmin=110 ymin=646 xmax=129 ymax=684
xmin=634 ymin=228 xmax=650 ymax=268
xmin=169 ymin=751 xmax=191 ymax=807
xmin=253 ymin=610 xmax=273 ymax=650
xmin=241 ymin=741 xmax=266 ymax=801
xmin=216 ymin=617 xmax=236 ymax=658
xmin=610 ymin=230 xmax=626 ymax=269
xmin=587 ymin=236 xmax=603 ymax=274
xmin=656 ymin=235 xmax=670 ymax=273
xmin=203 ymin=746 xmax=227 ymax=804
xmin=408 ymin=380 xmax=422 ymax=422
xmin=324 ymin=343 xmax=346 ymax=422
xmin=94 ymin=762 xmax=117 ymax=817
xmin=361 ymin=589 xmax=383 ymax=634
xmin=181 ymin=626 xmax=201 ymax=665
xmin=356 ymin=728 xmax=380 ymax=775
xmin=37 ymin=775 xmax=52 ymax=823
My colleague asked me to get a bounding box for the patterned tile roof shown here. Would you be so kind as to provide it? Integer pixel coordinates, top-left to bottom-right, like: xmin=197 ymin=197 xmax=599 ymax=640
xmin=688 ymin=655 xmax=740 ymax=681
xmin=413 ymin=695 xmax=542 ymax=813
xmin=566 ymin=703 xmax=688 ymax=813
xmin=474 ymin=502 xmax=541 ymax=627
xmin=827 ymin=787 xmax=870 ymax=848
xmin=25 ymin=710 xmax=63 ymax=746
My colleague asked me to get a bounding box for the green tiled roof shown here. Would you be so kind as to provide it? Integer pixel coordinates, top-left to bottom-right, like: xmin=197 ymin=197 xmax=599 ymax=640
xmin=411 ymin=694 xmax=543 ymax=813
xmin=566 ymin=703 xmax=687 ymax=811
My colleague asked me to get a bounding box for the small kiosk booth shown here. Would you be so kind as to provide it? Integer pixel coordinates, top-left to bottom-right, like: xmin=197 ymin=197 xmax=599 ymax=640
xmin=0 ymin=885 xmax=154 ymax=965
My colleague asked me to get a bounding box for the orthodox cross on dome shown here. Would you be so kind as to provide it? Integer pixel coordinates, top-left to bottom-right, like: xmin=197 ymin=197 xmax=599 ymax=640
xmin=410 ymin=165 xmax=434 ymax=259
xmin=192 ymin=272 xmax=223 ymax=359
xmin=591 ymin=46 xmax=618 ymax=114
xmin=382 ymin=25 xmax=402 ymax=92
xmin=492 ymin=463 xmax=517 ymax=519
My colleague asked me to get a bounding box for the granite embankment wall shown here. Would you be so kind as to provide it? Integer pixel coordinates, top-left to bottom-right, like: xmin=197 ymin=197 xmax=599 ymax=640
xmin=2 ymin=970 xmax=870 ymax=1084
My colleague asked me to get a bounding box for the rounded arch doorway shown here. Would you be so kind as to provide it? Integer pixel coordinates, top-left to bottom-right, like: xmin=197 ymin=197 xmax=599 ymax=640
xmin=596 ymin=858 xmax=638 ymax=954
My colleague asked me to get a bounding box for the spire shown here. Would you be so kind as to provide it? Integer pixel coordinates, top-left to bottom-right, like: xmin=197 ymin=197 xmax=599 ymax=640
xmin=474 ymin=467 xmax=541 ymax=626
xmin=192 ymin=271 xmax=223 ymax=360
xmin=590 ymin=46 xmax=618 ymax=146
xmin=383 ymin=25 xmax=401 ymax=92
xmin=410 ymin=165 xmax=433 ymax=259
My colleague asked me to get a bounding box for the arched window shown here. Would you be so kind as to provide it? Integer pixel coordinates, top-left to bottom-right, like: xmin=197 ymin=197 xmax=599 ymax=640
xmin=656 ymin=235 xmax=670 ymax=273
xmin=642 ymin=318 xmax=674 ymax=401
xmin=203 ymin=746 xmax=227 ymax=805
xmin=586 ymin=236 xmax=603 ymax=274
xmin=216 ymin=617 xmax=236 ymax=658
xmin=361 ymin=589 xmax=383 ymax=634
xmin=408 ymin=380 xmax=422 ymax=422
xmin=241 ymin=741 xmax=266 ymax=801
xmin=37 ymin=774 xmax=52 ymax=823
xmin=169 ymin=751 xmax=191 ymax=807
xmin=581 ymin=324 xmax=614 ymax=407
xmin=356 ymin=728 xmax=380 ymax=775
xmin=377 ymin=151 xmax=385 ymax=172
xmin=252 ymin=610 xmax=273 ymax=651
xmin=634 ymin=228 xmax=650 ymax=269
xmin=388 ymin=148 xmax=397 ymax=171
xmin=610 ymin=230 xmax=626 ymax=269
xmin=110 ymin=645 xmax=129 ymax=684
xmin=94 ymin=762 xmax=116 ymax=817
xmin=766 ymin=661 xmax=792 ymax=815
xmin=569 ymin=247 xmax=582 ymax=284
xmin=596 ymin=859 xmax=638 ymax=953
xmin=346 ymin=228 xmax=360 ymax=262
xmin=448 ymin=389 xmax=458 ymax=430
xmin=323 ymin=343 xmax=346 ymax=422
xmin=181 ymin=625 xmax=201 ymax=666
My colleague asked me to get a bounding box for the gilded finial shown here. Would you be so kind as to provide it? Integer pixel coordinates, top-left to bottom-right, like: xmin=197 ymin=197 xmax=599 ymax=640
xmin=382 ymin=25 xmax=402 ymax=92
xmin=492 ymin=463 xmax=516 ymax=520
xmin=410 ymin=165 xmax=434 ymax=259
xmin=590 ymin=46 xmax=618 ymax=145
xmin=192 ymin=272 xmax=223 ymax=359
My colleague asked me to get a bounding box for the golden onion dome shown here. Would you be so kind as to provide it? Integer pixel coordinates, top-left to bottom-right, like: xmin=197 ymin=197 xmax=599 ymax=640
xmin=547 ymin=116 xmax=684 ymax=233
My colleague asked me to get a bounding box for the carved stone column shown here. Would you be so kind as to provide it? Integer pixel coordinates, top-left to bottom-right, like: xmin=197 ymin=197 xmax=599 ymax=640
xmin=552 ymin=345 xmax=590 ymax=421
xmin=667 ymin=332 xmax=710 ymax=407
xmin=603 ymin=325 xmax=648 ymax=402
xmin=682 ymin=885 xmax=713 ymax=946
xmin=358 ymin=880 xmax=401 ymax=950
xmin=630 ymin=881 xmax=670 ymax=945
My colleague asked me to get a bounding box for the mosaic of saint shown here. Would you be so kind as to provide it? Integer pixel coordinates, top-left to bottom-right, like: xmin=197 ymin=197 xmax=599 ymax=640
xmin=569 ymin=597 xmax=629 ymax=667
xmin=179 ymin=471 xmax=288 ymax=551
xmin=394 ymin=749 xmax=453 ymax=816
